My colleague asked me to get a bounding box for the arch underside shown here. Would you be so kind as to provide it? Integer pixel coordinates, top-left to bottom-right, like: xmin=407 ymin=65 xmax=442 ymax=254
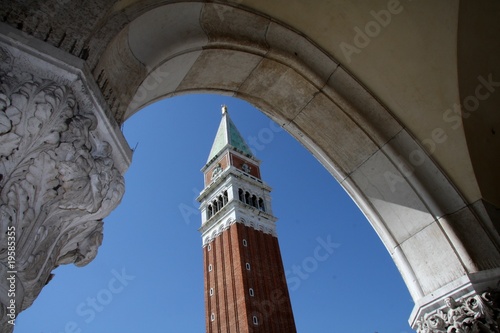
xmin=0 ymin=0 xmax=499 ymax=329
xmin=90 ymin=1 xmax=500 ymax=304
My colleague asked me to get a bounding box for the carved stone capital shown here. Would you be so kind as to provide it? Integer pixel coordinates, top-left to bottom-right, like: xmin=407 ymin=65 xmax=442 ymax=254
xmin=411 ymin=271 xmax=500 ymax=333
xmin=0 ymin=29 xmax=131 ymax=332
xmin=416 ymin=289 xmax=500 ymax=333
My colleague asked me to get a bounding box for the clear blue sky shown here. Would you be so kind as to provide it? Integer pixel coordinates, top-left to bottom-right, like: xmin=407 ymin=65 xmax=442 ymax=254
xmin=15 ymin=94 xmax=413 ymax=332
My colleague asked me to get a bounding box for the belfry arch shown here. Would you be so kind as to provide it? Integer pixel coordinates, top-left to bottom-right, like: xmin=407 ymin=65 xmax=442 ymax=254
xmin=0 ymin=1 xmax=499 ymax=332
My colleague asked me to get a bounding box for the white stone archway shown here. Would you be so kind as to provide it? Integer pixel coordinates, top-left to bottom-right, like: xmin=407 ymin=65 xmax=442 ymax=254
xmin=0 ymin=2 xmax=499 ymax=332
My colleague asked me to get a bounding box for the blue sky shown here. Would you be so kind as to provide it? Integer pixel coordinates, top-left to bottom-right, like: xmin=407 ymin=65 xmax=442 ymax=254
xmin=15 ymin=94 xmax=413 ymax=332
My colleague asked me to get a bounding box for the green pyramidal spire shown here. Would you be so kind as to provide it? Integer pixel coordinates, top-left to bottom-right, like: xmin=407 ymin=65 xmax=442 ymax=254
xmin=207 ymin=105 xmax=254 ymax=163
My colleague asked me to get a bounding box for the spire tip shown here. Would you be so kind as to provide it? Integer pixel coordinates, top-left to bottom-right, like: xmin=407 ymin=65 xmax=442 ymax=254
xmin=221 ymin=105 xmax=227 ymax=115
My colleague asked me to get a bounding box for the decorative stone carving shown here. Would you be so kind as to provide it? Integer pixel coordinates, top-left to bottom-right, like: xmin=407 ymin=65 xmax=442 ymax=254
xmin=416 ymin=290 xmax=500 ymax=333
xmin=0 ymin=48 xmax=125 ymax=330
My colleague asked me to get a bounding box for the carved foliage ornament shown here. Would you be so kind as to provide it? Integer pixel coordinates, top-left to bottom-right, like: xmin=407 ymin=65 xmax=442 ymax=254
xmin=417 ymin=291 xmax=500 ymax=333
xmin=0 ymin=48 xmax=125 ymax=315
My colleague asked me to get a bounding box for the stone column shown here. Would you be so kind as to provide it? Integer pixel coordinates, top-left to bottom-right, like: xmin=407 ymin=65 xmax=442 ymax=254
xmin=0 ymin=25 xmax=131 ymax=332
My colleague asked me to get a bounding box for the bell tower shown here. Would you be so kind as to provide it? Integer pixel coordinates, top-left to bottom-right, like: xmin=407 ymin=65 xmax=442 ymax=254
xmin=197 ymin=106 xmax=296 ymax=333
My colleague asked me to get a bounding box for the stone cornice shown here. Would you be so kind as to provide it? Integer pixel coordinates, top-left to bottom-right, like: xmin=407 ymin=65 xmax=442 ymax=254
xmin=200 ymin=209 xmax=278 ymax=247
xmin=198 ymin=166 xmax=271 ymax=203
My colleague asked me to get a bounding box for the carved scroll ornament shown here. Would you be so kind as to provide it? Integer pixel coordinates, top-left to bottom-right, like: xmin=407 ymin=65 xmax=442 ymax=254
xmin=0 ymin=49 xmax=125 ymax=325
xmin=417 ymin=290 xmax=500 ymax=333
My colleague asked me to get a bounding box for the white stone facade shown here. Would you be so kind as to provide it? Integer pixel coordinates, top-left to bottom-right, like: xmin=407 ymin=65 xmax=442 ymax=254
xmin=198 ymin=165 xmax=277 ymax=246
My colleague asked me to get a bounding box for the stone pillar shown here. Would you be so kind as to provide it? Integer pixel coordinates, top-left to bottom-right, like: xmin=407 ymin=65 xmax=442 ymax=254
xmin=0 ymin=25 xmax=131 ymax=332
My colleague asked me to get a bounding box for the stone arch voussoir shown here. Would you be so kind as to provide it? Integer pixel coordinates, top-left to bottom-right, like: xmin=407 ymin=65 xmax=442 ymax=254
xmin=93 ymin=2 xmax=500 ymax=313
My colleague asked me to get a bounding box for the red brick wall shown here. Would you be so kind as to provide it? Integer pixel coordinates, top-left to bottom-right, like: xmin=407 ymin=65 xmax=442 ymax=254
xmin=230 ymin=154 xmax=261 ymax=179
xmin=204 ymin=153 xmax=261 ymax=186
xmin=204 ymin=153 xmax=230 ymax=185
xmin=203 ymin=223 xmax=296 ymax=332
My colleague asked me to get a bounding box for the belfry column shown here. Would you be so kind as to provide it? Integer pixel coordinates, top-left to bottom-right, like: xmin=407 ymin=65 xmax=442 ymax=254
xmin=0 ymin=25 xmax=131 ymax=332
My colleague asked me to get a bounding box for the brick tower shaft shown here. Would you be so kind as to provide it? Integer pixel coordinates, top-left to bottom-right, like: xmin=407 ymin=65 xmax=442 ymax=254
xmin=198 ymin=106 xmax=296 ymax=332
